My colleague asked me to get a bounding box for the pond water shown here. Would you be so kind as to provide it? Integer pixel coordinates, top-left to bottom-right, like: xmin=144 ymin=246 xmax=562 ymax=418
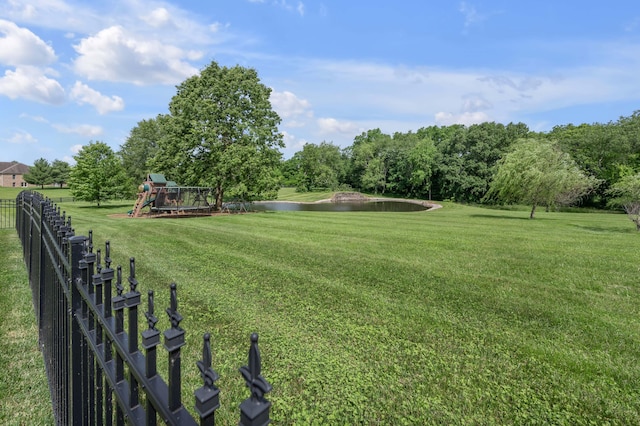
xmin=249 ymin=200 xmax=430 ymax=212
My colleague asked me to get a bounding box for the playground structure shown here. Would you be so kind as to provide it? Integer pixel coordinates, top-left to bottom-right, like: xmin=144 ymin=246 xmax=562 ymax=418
xmin=129 ymin=173 xmax=215 ymax=217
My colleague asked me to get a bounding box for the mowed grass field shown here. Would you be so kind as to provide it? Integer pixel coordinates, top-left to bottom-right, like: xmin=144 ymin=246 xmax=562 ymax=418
xmin=1 ymin=187 xmax=640 ymax=424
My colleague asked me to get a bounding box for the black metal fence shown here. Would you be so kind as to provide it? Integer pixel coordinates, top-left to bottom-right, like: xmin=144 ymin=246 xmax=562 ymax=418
xmin=0 ymin=198 xmax=16 ymax=229
xmin=15 ymin=191 xmax=272 ymax=425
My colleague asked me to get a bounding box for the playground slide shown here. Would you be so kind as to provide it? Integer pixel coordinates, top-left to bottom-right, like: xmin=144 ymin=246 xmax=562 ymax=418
xmin=128 ymin=198 xmax=155 ymax=215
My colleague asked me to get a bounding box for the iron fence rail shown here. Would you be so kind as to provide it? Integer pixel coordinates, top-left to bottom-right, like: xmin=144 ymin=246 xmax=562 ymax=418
xmin=15 ymin=191 xmax=272 ymax=425
xmin=0 ymin=198 xmax=16 ymax=229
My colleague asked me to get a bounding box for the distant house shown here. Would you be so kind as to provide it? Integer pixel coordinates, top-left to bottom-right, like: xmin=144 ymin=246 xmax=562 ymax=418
xmin=0 ymin=161 xmax=30 ymax=188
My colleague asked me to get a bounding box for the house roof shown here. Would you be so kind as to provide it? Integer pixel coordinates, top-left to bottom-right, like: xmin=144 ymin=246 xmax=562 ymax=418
xmin=0 ymin=161 xmax=31 ymax=175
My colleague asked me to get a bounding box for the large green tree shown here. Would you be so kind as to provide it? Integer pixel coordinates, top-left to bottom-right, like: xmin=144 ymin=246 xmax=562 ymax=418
xmin=346 ymin=129 xmax=392 ymax=193
xmin=484 ymin=139 xmax=598 ymax=219
xmin=151 ymin=61 xmax=283 ymax=208
xmin=23 ymin=158 xmax=53 ymax=188
xmin=120 ymin=117 xmax=165 ymax=184
xmin=68 ymin=142 xmax=131 ymax=206
xmin=293 ymin=142 xmax=346 ymax=192
xmin=428 ymin=122 xmax=527 ymax=202
xmin=405 ymin=135 xmax=437 ymax=198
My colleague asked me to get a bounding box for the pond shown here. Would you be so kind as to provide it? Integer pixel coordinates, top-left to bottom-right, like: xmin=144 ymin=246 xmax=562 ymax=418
xmin=248 ymin=200 xmax=431 ymax=212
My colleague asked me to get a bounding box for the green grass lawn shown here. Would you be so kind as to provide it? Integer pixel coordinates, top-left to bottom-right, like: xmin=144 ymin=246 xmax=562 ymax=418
xmin=0 ymin=230 xmax=54 ymax=425
xmin=3 ymin=189 xmax=640 ymax=424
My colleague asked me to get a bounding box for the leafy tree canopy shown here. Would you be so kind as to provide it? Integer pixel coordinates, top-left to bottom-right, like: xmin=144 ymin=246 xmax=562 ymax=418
xmin=50 ymin=160 xmax=70 ymax=186
xmin=151 ymin=60 xmax=283 ymax=208
xmin=120 ymin=117 xmax=164 ymax=184
xmin=23 ymin=158 xmax=53 ymax=188
xmin=293 ymin=142 xmax=346 ymax=192
xmin=68 ymin=141 xmax=132 ymax=206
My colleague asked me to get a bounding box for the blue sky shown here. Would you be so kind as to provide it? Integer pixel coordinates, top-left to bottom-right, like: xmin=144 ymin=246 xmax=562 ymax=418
xmin=1 ymin=1 xmax=640 ymax=165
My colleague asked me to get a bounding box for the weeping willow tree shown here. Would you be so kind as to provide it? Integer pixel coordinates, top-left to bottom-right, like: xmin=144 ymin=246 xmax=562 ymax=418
xmin=484 ymin=139 xmax=599 ymax=219
xmin=607 ymin=172 xmax=640 ymax=230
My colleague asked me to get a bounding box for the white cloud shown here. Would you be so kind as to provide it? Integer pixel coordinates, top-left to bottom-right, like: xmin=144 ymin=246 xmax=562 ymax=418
xmin=70 ymin=144 xmax=83 ymax=154
xmin=458 ymin=1 xmax=499 ymax=32
xmin=252 ymin=0 xmax=305 ymax=16
xmin=20 ymin=113 xmax=49 ymax=123
xmin=0 ymin=66 xmax=65 ymax=104
xmin=70 ymin=81 xmax=125 ymax=114
xmin=73 ymin=26 xmax=199 ymax=85
xmin=317 ymin=117 xmax=360 ymax=135
xmin=270 ymin=90 xmax=312 ymax=119
xmin=1 ymin=0 xmax=92 ymax=33
xmin=461 ymin=95 xmax=493 ymax=113
xmin=280 ymin=130 xmax=306 ymax=150
xmin=53 ymin=123 xmax=103 ymax=137
xmin=459 ymin=2 xmax=481 ymax=29
xmin=7 ymin=130 xmax=37 ymax=144
xmin=435 ymin=111 xmax=491 ymax=126
xmin=142 ymin=8 xmax=173 ymax=28
xmin=0 ymin=19 xmax=56 ymax=66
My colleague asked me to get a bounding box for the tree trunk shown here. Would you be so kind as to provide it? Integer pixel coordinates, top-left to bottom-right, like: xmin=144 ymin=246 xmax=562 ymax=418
xmin=530 ymin=203 xmax=537 ymax=219
xmin=215 ymin=184 xmax=223 ymax=211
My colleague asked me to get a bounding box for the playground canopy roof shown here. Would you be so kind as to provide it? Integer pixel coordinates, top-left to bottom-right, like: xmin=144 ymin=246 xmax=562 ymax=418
xmin=147 ymin=173 xmax=167 ymax=185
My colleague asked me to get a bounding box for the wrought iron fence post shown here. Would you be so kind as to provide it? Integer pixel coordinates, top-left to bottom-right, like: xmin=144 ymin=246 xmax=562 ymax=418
xmin=239 ymin=333 xmax=272 ymax=426
xmin=69 ymin=234 xmax=88 ymax=425
xmin=142 ymin=290 xmax=160 ymax=426
xmin=82 ymin=232 xmax=97 ymax=424
xmin=164 ymin=283 xmax=186 ymax=412
xmin=195 ymin=333 xmax=220 ymax=426
xmin=101 ymin=242 xmax=115 ymax=425
xmin=126 ymin=257 xmax=141 ymax=411
xmin=93 ymin=249 xmax=104 ymax=425
xmin=112 ymin=265 xmax=126 ymax=424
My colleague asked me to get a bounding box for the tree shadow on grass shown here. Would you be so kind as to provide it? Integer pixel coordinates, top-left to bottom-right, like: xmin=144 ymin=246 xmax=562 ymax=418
xmin=571 ymin=224 xmax=637 ymax=234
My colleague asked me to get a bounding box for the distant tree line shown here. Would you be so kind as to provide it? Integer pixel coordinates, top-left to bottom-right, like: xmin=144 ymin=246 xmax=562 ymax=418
xmin=280 ymin=113 xmax=640 ymax=211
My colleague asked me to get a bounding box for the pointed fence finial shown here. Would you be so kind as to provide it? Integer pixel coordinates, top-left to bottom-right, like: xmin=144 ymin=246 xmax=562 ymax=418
xmin=195 ymin=333 xmax=221 ymax=424
xmin=104 ymin=241 xmax=111 ymax=269
xmin=164 ymin=283 xmax=186 ymax=411
xmin=239 ymin=333 xmax=272 ymax=426
xmin=198 ymin=333 xmax=220 ymax=388
xmin=116 ymin=266 xmax=124 ymax=296
xmin=166 ymin=283 xmax=183 ymax=330
xmin=145 ymin=290 xmax=159 ymax=331
xmin=240 ymin=333 xmax=272 ymax=401
xmin=128 ymin=257 xmax=138 ymax=292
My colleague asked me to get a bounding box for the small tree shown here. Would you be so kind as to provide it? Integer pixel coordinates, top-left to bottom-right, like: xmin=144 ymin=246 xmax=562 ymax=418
xmin=69 ymin=141 xmax=131 ymax=206
xmin=484 ymin=139 xmax=598 ymax=218
xmin=607 ymin=173 xmax=640 ymax=230
xmin=50 ymin=160 xmax=71 ymax=187
xmin=23 ymin=158 xmax=53 ymax=188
